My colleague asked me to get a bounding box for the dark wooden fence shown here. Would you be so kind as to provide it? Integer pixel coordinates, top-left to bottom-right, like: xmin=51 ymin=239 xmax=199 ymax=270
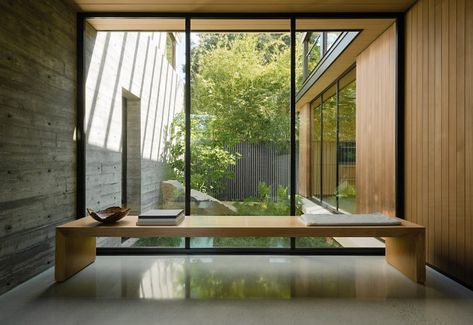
xmin=217 ymin=142 xmax=290 ymax=201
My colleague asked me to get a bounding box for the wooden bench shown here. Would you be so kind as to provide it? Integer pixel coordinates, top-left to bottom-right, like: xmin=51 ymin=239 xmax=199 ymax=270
xmin=55 ymin=215 xmax=425 ymax=283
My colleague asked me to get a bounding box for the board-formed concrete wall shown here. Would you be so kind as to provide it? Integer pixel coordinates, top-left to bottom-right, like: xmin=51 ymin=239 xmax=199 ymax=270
xmin=0 ymin=0 xmax=76 ymax=294
xmin=84 ymin=25 xmax=184 ymax=226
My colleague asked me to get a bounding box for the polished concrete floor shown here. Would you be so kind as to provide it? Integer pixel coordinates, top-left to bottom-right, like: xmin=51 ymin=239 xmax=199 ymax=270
xmin=1 ymin=255 xmax=472 ymax=324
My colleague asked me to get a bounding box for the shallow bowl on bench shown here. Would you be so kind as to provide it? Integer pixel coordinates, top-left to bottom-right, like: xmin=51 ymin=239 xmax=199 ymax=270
xmin=87 ymin=206 xmax=130 ymax=224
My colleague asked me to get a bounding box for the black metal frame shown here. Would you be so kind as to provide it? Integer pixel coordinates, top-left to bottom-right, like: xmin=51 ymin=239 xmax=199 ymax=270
xmin=121 ymin=97 xmax=127 ymax=207
xmin=395 ymin=15 xmax=405 ymax=219
xmin=302 ymin=31 xmax=347 ymax=82
xmin=76 ymin=14 xmax=86 ymax=219
xmin=297 ymin=31 xmax=359 ymax=102
xmin=97 ymin=247 xmax=384 ymax=255
xmin=290 ymin=18 xmax=296 ymax=249
xmin=76 ymin=11 xmax=404 ymax=255
xmin=184 ymin=17 xmax=191 ymax=249
xmin=335 ymin=78 xmax=340 ymax=211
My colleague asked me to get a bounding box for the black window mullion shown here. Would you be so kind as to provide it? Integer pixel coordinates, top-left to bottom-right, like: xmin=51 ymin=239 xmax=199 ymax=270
xmin=320 ymin=94 xmax=324 ymax=203
xmin=185 ymin=16 xmax=191 ymax=248
xmin=290 ymin=17 xmax=296 ymax=250
xmin=77 ymin=14 xmax=85 ymax=219
xmin=335 ymin=80 xmax=340 ymax=211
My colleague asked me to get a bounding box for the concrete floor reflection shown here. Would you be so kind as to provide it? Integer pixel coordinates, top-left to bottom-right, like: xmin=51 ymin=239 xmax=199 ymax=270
xmin=44 ymin=255 xmax=443 ymax=300
xmin=2 ymin=256 xmax=473 ymax=325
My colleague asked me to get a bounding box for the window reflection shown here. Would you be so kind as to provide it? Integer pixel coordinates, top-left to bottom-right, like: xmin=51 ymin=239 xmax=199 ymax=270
xmin=338 ymin=77 xmax=357 ymax=213
xmin=309 ymin=68 xmax=356 ymax=213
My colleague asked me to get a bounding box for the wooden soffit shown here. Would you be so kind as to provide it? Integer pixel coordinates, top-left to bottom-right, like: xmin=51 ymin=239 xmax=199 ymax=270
xmin=71 ymin=0 xmax=415 ymax=13
xmin=86 ymin=18 xmax=293 ymax=31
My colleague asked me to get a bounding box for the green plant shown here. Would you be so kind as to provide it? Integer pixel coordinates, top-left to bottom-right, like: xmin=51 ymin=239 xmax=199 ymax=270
xmin=233 ymin=182 xmax=303 ymax=216
xmin=337 ymin=180 xmax=356 ymax=198
xmin=258 ymin=181 xmax=272 ymax=201
xmin=163 ymin=112 xmax=240 ymax=196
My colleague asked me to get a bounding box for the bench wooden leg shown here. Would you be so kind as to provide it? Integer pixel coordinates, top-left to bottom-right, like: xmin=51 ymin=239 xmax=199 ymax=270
xmin=55 ymin=230 xmax=96 ymax=282
xmin=385 ymin=231 xmax=426 ymax=284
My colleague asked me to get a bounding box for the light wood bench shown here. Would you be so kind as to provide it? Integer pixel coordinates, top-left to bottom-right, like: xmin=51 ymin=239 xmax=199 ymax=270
xmin=55 ymin=215 xmax=425 ymax=283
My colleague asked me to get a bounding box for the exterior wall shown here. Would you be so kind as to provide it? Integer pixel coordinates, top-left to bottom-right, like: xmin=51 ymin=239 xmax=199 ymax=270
xmin=0 ymin=0 xmax=76 ymax=294
xmin=298 ymin=104 xmax=311 ymax=197
xmin=355 ymin=24 xmax=396 ymax=216
xmin=404 ymin=0 xmax=473 ymax=287
xmin=85 ymin=25 xmax=184 ymax=219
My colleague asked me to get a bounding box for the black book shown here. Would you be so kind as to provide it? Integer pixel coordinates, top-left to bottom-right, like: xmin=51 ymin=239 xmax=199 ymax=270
xmin=138 ymin=209 xmax=184 ymax=219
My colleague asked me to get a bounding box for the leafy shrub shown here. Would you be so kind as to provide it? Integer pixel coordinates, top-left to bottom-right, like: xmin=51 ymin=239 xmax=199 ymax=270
xmin=234 ymin=182 xmax=303 ymax=216
xmin=337 ymin=180 xmax=356 ymax=198
xmin=163 ymin=113 xmax=240 ymax=196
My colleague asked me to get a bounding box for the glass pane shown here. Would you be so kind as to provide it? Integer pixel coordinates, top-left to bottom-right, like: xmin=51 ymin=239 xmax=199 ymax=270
xmin=338 ymin=72 xmax=357 ymax=213
xmin=321 ymin=86 xmax=337 ymax=208
xmin=189 ymin=24 xmax=292 ymax=248
xmin=326 ymin=31 xmax=342 ymax=52
xmin=296 ymin=32 xmax=304 ymax=91
xmin=296 ymin=237 xmax=341 ymax=248
xmin=307 ymin=32 xmax=322 ymax=74
xmin=84 ymin=19 xmax=186 ymax=248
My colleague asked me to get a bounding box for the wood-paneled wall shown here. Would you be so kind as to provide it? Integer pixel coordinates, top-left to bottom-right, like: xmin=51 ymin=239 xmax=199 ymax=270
xmin=298 ymin=104 xmax=311 ymax=197
xmin=404 ymin=0 xmax=473 ymax=286
xmin=356 ymin=24 xmax=397 ymax=217
xmin=0 ymin=0 xmax=76 ymax=294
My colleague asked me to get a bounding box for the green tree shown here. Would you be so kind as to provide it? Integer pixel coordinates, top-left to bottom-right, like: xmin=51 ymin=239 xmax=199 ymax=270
xmin=191 ymin=33 xmax=291 ymax=148
xmin=164 ymin=112 xmax=240 ymax=195
xmin=165 ymin=33 xmax=296 ymax=195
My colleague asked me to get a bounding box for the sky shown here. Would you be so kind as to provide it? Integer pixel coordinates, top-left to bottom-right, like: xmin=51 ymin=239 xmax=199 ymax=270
xmin=175 ymin=33 xmax=201 ymax=80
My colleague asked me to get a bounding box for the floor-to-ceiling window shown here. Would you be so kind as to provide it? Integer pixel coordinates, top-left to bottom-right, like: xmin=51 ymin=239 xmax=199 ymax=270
xmin=189 ymin=20 xmax=292 ymax=248
xmin=81 ymin=17 xmax=377 ymax=251
xmin=309 ymin=67 xmax=356 ymax=214
xmin=337 ymin=70 xmax=357 ymax=213
xmin=321 ymin=85 xmax=338 ymax=207
xmin=84 ymin=18 xmax=186 ymax=248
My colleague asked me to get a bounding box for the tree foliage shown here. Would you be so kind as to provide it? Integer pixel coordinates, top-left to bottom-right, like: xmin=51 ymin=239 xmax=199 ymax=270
xmin=191 ymin=33 xmax=291 ymax=148
xmin=311 ymin=79 xmax=356 ymax=143
xmin=165 ymin=33 xmax=293 ymax=195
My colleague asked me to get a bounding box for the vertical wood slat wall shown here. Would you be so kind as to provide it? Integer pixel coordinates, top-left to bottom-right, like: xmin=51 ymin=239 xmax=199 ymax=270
xmin=298 ymin=104 xmax=311 ymax=197
xmin=355 ymin=24 xmax=397 ymax=217
xmin=405 ymin=0 xmax=473 ymax=286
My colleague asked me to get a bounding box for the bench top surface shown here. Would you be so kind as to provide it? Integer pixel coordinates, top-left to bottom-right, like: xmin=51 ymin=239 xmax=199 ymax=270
xmin=57 ymin=215 xmax=424 ymax=237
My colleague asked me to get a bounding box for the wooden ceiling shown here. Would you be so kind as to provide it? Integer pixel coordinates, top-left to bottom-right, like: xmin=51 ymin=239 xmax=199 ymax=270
xmin=86 ymin=17 xmax=393 ymax=32
xmin=87 ymin=19 xmax=292 ymax=31
xmin=71 ymin=0 xmax=416 ymax=13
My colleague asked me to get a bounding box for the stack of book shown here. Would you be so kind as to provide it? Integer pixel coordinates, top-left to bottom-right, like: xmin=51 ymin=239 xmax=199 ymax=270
xmin=136 ymin=209 xmax=185 ymax=226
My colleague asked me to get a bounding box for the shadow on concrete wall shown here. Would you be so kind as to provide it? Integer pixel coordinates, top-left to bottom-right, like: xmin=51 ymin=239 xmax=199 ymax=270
xmin=83 ymin=23 xmax=184 ymax=216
